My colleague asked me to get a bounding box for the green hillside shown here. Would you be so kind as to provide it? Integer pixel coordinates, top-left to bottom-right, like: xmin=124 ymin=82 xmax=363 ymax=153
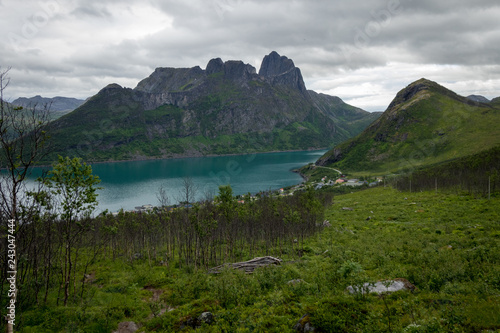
xmin=316 ymin=79 xmax=500 ymax=175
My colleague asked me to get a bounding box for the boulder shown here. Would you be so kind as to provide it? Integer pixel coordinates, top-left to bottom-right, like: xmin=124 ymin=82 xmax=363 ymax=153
xmin=199 ymin=311 xmax=214 ymax=325
xmin=347 ymin=278 xmax=416 ymax=295
xmin=113 ymin=321 xmax=138 ymax=333
xmin=293 ymin=314 xmax=316 ymax=332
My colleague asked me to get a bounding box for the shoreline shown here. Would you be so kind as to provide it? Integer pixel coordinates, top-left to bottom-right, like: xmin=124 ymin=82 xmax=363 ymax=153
xmin=30 ymin=147 xmax=328 ymax=169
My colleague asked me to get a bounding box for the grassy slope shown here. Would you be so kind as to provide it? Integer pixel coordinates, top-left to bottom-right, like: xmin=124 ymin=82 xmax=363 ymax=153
xmin=20 ymin=187 xmax=500 ymax=332
xmin=317 ymin=79 xmax=500 ymax=176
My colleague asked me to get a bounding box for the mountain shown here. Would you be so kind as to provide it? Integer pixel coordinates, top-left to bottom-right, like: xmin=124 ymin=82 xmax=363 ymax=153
xmin=316 ymin=78 xmax=500 ymax=174
xmin=43 ymin=52 xmax=379 ymax=163
xmin=490 ymin=97 xmax=500 ymax=108
xmin=466 ymin=95 xmax=490 ymax=103
xmin=308 ymin=91 xmax=382 ymax=139
xmin=12 ymin=95 xmax=85 ymax=119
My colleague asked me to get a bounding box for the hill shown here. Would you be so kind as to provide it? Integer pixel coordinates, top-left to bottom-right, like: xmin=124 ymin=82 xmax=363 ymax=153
xmin=12 ymin=95 xmax=85 ymax=119
xmin=466 ymin=94 xmax=490 ymax=103
xmin=316 ymin=78 xmax=500 ymax=174
xmin=43 ymin=52 xmax=379 ymax=163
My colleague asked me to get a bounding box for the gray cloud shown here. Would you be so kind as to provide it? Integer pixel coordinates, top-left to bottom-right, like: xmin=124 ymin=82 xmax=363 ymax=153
xmin=0 ymin=0 xmax=499 ymax=111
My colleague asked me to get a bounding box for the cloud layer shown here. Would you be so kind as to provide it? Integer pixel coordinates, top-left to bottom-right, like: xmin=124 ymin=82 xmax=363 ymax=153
xmin=1 ymin=0 xmax=499 ymax=111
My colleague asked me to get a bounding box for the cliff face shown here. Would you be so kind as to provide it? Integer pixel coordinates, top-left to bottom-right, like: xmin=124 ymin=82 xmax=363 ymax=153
xmin=44 ymin=52 xmax=379 ymax=163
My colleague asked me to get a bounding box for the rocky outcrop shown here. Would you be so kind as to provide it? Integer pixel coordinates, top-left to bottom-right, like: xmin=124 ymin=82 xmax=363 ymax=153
xmin=134 ymin=66 xmax=205 ymax=94
xmin=180 ymin=312 xmax=215 ymax=329
xmin=259 ymin=51 xmax=295 ymax=77
xmin=347 ymin=278 xmax=416 ymax=295
xmin=206 ymin=57 xmax=224 ymax=74
xmin=293 ymin=314 xmax=316 ymax=332
xmin=259 ymin=51 xmax=307 ymax=93
xmin=113 ymin=321 xmax=139 ymax=333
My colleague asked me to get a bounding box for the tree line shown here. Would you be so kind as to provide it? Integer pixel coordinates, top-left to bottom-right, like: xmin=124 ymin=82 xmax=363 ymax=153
xmin=390 ymin=146 xmax=500 ymax=197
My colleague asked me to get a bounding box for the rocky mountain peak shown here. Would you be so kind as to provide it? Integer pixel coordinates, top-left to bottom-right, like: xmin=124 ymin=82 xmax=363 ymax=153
xmin=258 ymin=51 xmax=295 ymax=78
xmin=258 ymin=51 xmax=307 ymax=93
xmin=206 ymin=58 xmax=224 ymax=74
xmin=206 ymin=58 xmax=256 ymax=80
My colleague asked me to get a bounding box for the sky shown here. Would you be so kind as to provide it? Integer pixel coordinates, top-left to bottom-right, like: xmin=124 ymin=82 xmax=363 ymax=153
xmin=1 ymin=0 xmax=499 ymax=112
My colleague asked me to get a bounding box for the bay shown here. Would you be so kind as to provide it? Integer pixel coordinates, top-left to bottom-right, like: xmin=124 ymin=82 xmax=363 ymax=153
xmin=22 ymin=150 xmax=325 ymax=213
xmin=92 ymin=150 xmax=325 ymax=213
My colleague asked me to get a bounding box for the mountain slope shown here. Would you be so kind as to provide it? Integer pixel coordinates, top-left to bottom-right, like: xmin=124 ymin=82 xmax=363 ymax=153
xmin=44 ymin=52 xmax=378 ymax=163
xmin=308 ymin=90 xmax=382 ymax=138
xmin=316 ymin=78 xmax=500 ymax=174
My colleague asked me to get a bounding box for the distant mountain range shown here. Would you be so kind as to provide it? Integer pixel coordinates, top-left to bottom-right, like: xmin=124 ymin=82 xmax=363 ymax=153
xmin=12 ymin=95 xmax=85 ymax=119
xmin=43 ymin=51 xmax=379 ymax=163
xmin=316 ymin=78 xmax=500 ymax=174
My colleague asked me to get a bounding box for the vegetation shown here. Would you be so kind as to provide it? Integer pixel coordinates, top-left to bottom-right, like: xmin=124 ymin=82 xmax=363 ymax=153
xmin=0 ymin=68 xmax=52 ymax=333
xmin=391 ymin=145 xmax=500 ymax=197
xmin=1 ymin=182 xmax=499 ymax=332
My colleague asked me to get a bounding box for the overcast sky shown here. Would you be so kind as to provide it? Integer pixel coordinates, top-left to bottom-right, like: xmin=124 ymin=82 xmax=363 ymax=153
xmin=1 ymin=0 xmax=499 ymax=111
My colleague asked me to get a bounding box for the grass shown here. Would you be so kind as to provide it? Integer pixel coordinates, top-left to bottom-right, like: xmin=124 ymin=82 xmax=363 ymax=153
xmin=14 ymin=186 xmax=500 ymax=332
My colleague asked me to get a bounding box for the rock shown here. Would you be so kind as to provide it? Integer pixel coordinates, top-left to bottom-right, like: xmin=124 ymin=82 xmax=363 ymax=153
xmin=198 ymin=311 xmax=214 ymax=325
xmin=304 ymin=322 xmax=316 ymax=332
xmin=293 ymin=314 xmax=316 ymax=332
xmin=287 ymin=279 xmax=306 ymax=285
xmin=342 ymin=207 xmax=354 ymax=211
xmin=206 ymin=57 xmax=224 ymax=74
xmin=222 ymin=60 xmax=257 ymax=82
xmin=322 ymin=220 xmax=331 ymax=227
xmin=347 ymin=278 xmax=416 ymax=295
xmin=180 ymin=317 xmax=199 ymax=330
xmin=259 ymin=51 xmax=307 ymax=93
xmin=113 ymin=321 xmax=138 ymax=333
xmin=259 ymin=51 xmax=295 ymax=78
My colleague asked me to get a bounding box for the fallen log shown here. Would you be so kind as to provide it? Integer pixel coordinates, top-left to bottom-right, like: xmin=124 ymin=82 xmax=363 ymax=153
xmin=208 ymin=256 xmax=282 ymax=274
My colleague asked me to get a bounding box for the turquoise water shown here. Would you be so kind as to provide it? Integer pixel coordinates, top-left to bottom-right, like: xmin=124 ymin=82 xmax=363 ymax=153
xmin=26 ymin=150 xmax=325 ymax=213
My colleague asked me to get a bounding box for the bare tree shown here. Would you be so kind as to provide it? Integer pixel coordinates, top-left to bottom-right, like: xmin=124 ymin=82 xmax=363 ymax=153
xmin=0 ymin=67 xmax=51 ymax=333
xmin=156 ymin=183 xmax=170 ymax=208
xmin=177 ymin=176 xmax=198 ymax=207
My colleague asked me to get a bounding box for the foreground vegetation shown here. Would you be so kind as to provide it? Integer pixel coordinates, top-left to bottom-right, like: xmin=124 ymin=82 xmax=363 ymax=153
xmin=2 ymin=186 xmax=498 ymax=332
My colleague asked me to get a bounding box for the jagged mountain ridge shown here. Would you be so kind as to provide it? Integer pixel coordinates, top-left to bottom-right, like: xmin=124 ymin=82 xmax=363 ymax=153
xmin=316 ymin=78 xmax=500 ymax=174
xmin=45 ymin=51 xmax=379 ymax=163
